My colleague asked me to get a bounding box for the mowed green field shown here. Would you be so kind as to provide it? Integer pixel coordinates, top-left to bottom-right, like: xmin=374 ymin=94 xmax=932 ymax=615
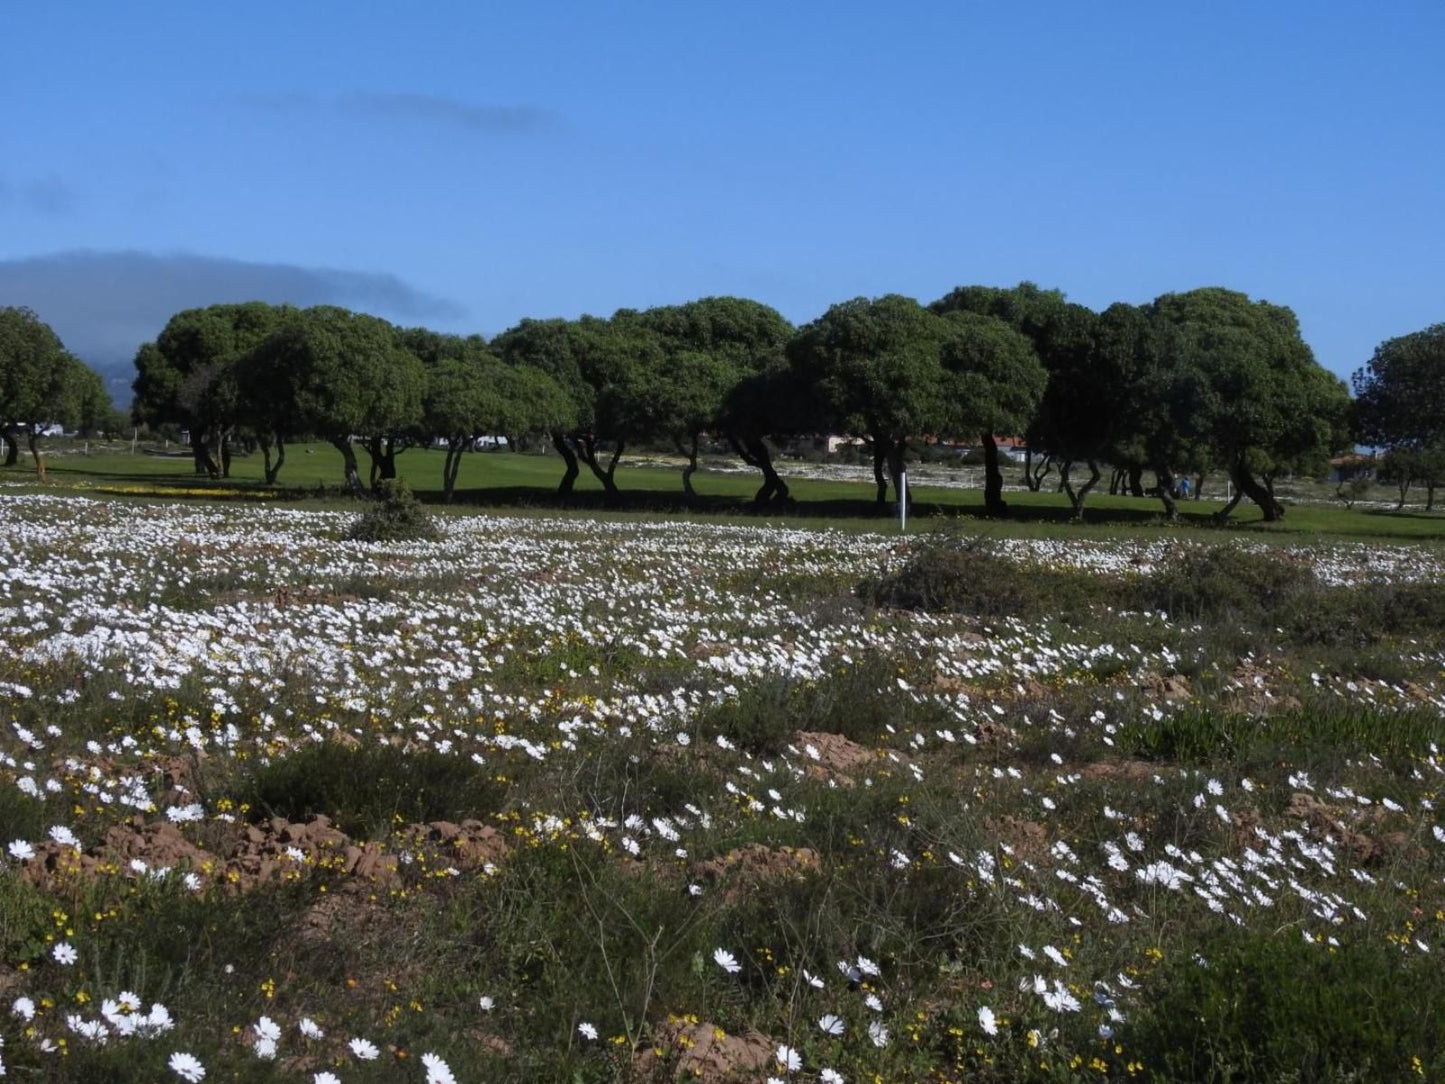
xmin=7 ymin=440 xmax=1445 ymax=542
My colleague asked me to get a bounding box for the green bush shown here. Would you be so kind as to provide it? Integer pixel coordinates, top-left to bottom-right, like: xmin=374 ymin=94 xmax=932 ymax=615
xmin=862 ymin=533 xmax=1106 ymax=619
xmin=1135 ymin=545 xmax=1316 ymax=625
xmin=345 ymin=478 xmax=440 ymax=543
xmin=1125 ymin=925 xmax=1445 ymax=1082
xmin=234 ymin=742 xmax=507 ymax=837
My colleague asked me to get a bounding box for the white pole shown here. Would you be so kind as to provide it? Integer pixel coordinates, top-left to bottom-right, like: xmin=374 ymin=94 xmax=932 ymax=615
xmin=900 ymin=470 xmax=908 ymax=533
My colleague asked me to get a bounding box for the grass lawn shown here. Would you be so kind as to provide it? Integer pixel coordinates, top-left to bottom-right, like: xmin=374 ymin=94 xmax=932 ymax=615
xmin=7 ymin=439 xmax=1444 ymax=543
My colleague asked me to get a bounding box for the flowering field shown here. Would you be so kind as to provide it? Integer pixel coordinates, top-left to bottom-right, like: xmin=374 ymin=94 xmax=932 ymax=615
xmin=2 ymin=492 xmax=1444 ymax=1083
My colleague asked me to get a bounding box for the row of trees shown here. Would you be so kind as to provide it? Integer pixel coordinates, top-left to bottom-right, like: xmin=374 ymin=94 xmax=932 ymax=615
xmin=0 ymin=307 xmax=113 ymax=479
xmin=126 ymin=285 xmax=1365 ymax=521
xmin=12 ymin=288 xmax=1438 ymax=522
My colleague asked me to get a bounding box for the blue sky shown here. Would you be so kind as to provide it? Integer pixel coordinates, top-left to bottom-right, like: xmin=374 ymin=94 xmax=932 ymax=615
xmin=2 ymin=1 xmax=1441 ymax=386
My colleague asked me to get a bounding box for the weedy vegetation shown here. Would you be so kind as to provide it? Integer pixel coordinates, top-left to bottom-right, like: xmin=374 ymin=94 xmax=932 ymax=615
xmin=1 ymin=489 xmax=1443 ymax=1083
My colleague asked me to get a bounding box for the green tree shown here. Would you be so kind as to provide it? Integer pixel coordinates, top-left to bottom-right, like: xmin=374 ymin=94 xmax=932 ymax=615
xmin=936 ymin=311 xmax=1047 ymax=516
xmin=1354 ymin=323 xmax=1445 ymax=511
xmin=637 ymin=297 xmax=794 ymax=502
xmin=419 ymin=335 xmax=573 ymax=502
xmin=788 ymin=295 xmax=953 ymax=509
xmin=0 ymin=307 xmax=105 ymax=478
xmin=1151 ymin=288 xmax=1351 ymax=522
xmin=492 ymin=314 xmax=665 ymax=501
xmin=931 ymin=283 xmax=1104 ymax=515
xmin=238 ymin=306 xmax=424 ymax=493
xmin=132 ymin=302 xmax=286 ymax=477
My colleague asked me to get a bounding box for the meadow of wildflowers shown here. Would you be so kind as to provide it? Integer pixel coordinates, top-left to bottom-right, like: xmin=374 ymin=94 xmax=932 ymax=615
xmin=1 ymin=491 xmax=1443 ymax=1082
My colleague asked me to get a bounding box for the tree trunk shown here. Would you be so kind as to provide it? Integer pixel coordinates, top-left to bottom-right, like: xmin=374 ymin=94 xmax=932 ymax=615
xmin=1194 ymin=473 xmax=1205 ymax=500
xmin=981 ymin=432 xmax=1007 ymax=516
xmin=729 ymin=434 xmax=788 ymax=505
xmin=192 ymin=431 xmax=219 ymax=478
xmin=886 ymin=438 xmax=910 ymax=515
xmin=2 ymin=428 xmax=18 ymax=467
xmin=1062 ymin=459 xmax=1101 ymax=519
xmin=1027 ymin=452 xmax=1053 ymax=493
xmin=1155 ymin=467 xmax=1178 ymax=521
xmin=1427 ymin=482 xmax=1437 ymax=512
xmin=551 ymin=431 xmax=580 ymax=494
xmin=331 ymin=438 xmax=364 ymax=494
xmin=678 ymin=434 xmax=700 ymax=503
xmin=219 ymin=431 xmax=233 ymax=479
xmin=1128 ymin=466 xmax=1144 ymax=498
xmin=871 ymin=436 xmax=891 ymax=506
xmin=443 ymin=438 xmax=465 ymax=503
xmin=1108 ymin=468 xmax=1123 ymax=496
xmin=27 ymin=430 xmax=45 ymax=481
xmin=1057 ymin=461 xmax=1071 ymax=493
xmin=1396 ymin=473 xmax=1411 ymax=510
xmin=264 ymin=437 xmax=286 ymax=485
xmin=382 ymin=437 xmax=398 ymax=481
xmin=1229 ymin=461 xmax=1284 ymax=521
xmin=578 ymin=436 xmax=622 ymax=501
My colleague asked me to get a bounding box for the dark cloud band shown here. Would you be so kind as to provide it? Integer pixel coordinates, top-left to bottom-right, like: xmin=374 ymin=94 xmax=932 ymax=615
xmin=0 ymin=250 xmax=466 ymax=395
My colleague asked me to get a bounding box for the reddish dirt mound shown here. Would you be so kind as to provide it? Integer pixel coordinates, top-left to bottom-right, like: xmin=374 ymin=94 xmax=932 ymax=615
xmin=984 ymin=815 xmax=1051 ymax=862
xmin=793 ymin=730 xmax=880 ymax=784
xmin=1138 ymin=672 xmax=1192 ymax=701
xmin=634 ymin=1016 xmax=774 ymax=1082
xmin=693 ymin=844 xmax=820 ymax=902
xmin=17 ymin=814 xmax=509 ymax=894
xmin=396 ymin=820 xmax=509 ymax=871
xmin=1078 ymin=759 xmax=1158 ymax=784
xmin=1285 ymin=792 xmax=1417 ymax=865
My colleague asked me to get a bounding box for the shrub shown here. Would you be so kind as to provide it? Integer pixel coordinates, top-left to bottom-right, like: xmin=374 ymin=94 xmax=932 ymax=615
xmin=1134 ymin=545 xmax=1316 ymax=625
xmin=234 ymin=742 xmax=507 ymax=838
xmin=862 ymin=533 xmax=1106 ymax=619
xmin=1125 ymin=924 xmax=1445 ymax=1082
xmin=345 ymin=478 xmax=440 ymax=543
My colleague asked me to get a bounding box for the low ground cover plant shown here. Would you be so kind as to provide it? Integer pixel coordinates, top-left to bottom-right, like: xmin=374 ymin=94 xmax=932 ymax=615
xmin=1 ymin=491 xmax=1442 ymax=1081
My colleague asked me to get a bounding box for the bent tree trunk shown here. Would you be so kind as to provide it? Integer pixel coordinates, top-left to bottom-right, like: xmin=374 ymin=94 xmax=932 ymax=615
xmin=577 ymin=436 xmax=623 ymax=503
xmin=981 ymin=432 xmax=1008 ymax=516
xmin=1061 ymin=459 xmax=1101 ymax=519
xmin=1227 ymin=461 xmax=1284 ymax=522
xmin=1128 ymin=466 xmax=1145 ymax=498
xmin=2 ymin=428 xmax=18 ymax=467
xmin=1024 ymin=451 xmax=1053 ymax=493
xmin=442 ymin=437 xmax=467 ymax=503
xmin=1396 ymin=473 xmax=1411 ymax=510
xmin=871 ymin=435 xmax=891 ymax=506
xmin=1155 ymin=467 xmax=1178 ymax=521
xmin=192 ymin=431 xmax=219 ymax=478
xmin=261 ymin=435 xmax=286 ymax=485
xmin=330 ymin=437 xmax=364 ymax=494
xmin=27 ymin=430 xmax=46 ymax=481
xmin=677 ymin=433 xmax=700 ymax=503
xmin=728 ymin=434 xmax=788 ymax=505
xmin=363 ymin=436 xmax=399 ymax=487
xmin=551 ymin=431 xmax=580 ymax=495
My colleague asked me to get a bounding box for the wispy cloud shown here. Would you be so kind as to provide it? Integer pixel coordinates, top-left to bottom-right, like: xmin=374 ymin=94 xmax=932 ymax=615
xmin=234 ymin=90 xmax=559 ymax=135
xmin=0 ymin=250 xmax=466 ymax=378
xmin=0 ymin=173 xmax=80 ymax=216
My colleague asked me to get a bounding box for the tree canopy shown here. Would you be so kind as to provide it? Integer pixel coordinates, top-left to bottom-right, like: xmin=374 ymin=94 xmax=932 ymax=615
xmin=1 ymin=306 xmax=110 ymax=476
